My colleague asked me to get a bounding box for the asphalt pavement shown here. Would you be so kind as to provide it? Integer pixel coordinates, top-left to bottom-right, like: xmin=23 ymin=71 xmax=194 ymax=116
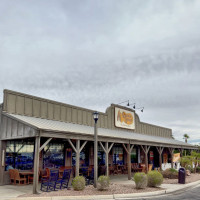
xmin=130 ymin=184 xmax=200 ymax=200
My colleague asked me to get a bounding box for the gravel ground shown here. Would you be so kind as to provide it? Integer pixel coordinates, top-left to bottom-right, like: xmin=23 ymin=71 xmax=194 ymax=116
xmin=163 ymin=173 xmax=200 ymax=184
xmin=19 ymin=173 xmax=200 ymax=197
xmin=20 ymin=183 xmax=162 ymax=197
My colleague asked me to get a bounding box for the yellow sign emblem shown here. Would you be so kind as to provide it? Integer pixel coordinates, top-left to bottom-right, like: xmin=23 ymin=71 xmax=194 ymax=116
xmin=117 ymin=110 xmax=133 ymax=125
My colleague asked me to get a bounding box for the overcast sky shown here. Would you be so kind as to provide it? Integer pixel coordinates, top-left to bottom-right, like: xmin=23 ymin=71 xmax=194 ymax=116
xmin=0 ymin=0 xmax=200 ymax=144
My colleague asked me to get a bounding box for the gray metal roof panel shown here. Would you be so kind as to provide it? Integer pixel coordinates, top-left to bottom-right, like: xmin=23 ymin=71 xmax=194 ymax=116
xmin=6 ymin=113 xmax=194 ymax=148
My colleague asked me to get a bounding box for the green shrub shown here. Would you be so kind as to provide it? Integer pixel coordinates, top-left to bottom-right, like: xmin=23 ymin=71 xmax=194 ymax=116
xmin=186 ymin=165 xmax=194 ymax=173
xmin=180 ymin=156 xmax=192 ymax=168
xmin=169 ymin=168 xmax=178 ymax=173
xmin=162 ymin=168 xmax=178 ymax=179
xmin=133 ymin=172 xmax=148 ymax=189
xmin=196 ymin=166 xmax=200 ymax=173
xmin=147 ymin=171 xmax=163 ymax=187
xmin=97 ymin=175 xmax=110 ymax=191
xmin=72 ymin=176 xmax=86 ymax=191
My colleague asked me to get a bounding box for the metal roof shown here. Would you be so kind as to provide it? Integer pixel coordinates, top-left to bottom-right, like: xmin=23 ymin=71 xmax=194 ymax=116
xmin=5 ymin=113 xmax=195 ymax=148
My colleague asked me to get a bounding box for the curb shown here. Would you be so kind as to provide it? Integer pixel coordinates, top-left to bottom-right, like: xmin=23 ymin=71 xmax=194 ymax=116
xmin=7 ymin=180 xmax=200 ymax=200
xmin=164 ymin=180 xmax=200 ymax=194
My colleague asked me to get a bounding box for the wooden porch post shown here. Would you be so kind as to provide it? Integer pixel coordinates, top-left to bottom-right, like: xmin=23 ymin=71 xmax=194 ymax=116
xmin=68 ymin=139 xmax=87 ymax=177
xmin=33 ymin=136 xmax=40 ymax=194
xmin=99 ymin=142 xmax=114 ymax=176
xmin=122 ymin=143 xmax=134 ymax=180
xmin=141 ymin=145 xmax=150 ymax=173
xmin=156 ymin=147 xmax=164 ymax=170
xmin=0 ymin=140 xmax=6 ymax=186
xmin=127 ymin=144 xmax=131 ymax=180
xmin=105 ymin=142 xmax=109 ymax=176
xmin=32 ymin=137 xmax=52 ymax=194
xmin=168 ymin=148 xmax=174 ymax=169
xmin=178 ymin=148 xmax=183 ymax=157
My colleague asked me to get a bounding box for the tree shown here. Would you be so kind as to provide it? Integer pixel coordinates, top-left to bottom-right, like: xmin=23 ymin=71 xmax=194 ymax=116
xmin=191 ymin=151 xmax=200 ymax=173
xmin=183 ymin=134 xmax=190 ymax=143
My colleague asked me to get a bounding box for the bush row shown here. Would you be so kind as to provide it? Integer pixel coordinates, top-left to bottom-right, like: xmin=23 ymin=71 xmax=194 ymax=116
xmin=72 ymin=171 xmax=164 ymax=191
xmin=72 ymin=175 xmax=110 ymax=191
xmin=162 ymin=168 xmax=178 ymax=179
xmin=134 ymin=171 xmax=163 ymax=189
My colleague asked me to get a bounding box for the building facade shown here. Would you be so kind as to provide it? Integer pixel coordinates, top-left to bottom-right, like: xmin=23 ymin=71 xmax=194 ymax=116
xmin=0 ymin=89 xmax=197 ymax=192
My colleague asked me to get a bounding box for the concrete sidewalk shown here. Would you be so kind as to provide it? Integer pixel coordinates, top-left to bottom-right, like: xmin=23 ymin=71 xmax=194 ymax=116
xmin=1 ymin=180 xmax=200 ymax=200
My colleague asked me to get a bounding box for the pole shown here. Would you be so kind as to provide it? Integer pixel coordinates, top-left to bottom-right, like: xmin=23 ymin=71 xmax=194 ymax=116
xmin=33 ymin=136 xmax=40 ymax=194
xmin=76 ymin=140 xmax=80 ymax=177
xmin=94 ymin=121 xmax=98 ymax=188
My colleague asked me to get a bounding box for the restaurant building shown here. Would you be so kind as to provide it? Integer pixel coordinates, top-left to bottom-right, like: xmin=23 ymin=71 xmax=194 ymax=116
xmin=0 ymin=89 xmax=197 ymax=192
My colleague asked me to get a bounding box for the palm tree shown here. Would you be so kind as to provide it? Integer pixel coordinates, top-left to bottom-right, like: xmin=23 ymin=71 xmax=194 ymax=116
xmin=183 ymin=134 xmax=190 ymax=143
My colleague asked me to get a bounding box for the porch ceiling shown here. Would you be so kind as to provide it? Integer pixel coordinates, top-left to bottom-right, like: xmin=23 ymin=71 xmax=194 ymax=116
xmin=3 ymin=112 xmax=197 ymax=149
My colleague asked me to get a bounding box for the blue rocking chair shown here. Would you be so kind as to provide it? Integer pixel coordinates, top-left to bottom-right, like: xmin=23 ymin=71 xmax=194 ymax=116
xmin=55 ymin=169 xmax=71 ymax=189
xmin=41 ymin=169 xmax=59 ymax=192
xmin=86 ymin=168 xmax=94 ymax=185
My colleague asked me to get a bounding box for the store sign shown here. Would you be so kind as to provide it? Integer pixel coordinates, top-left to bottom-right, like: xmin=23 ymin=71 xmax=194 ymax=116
xmin=115 ymin=107 xmax=135 ymax=130
xmin=173 ymin=153 xmax=180 ymax=162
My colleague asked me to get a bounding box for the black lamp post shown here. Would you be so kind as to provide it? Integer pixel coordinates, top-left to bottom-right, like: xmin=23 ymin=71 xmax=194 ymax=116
xmin=93 ymin=111 xmax=99 ymax=188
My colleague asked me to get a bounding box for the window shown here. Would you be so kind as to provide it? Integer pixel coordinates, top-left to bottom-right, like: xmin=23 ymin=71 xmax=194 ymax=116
xmin=43 ymin=143 xmax=64 ymax=168
xmin=5 ymin=140 xmax=34 ymax=171
xmin=113 ymin=146 xmax=124 ymax=165
xmin=98 ymin=145 xmax=105 ymax=165
xmin=131 ymin=148 xmax=137 ymax=163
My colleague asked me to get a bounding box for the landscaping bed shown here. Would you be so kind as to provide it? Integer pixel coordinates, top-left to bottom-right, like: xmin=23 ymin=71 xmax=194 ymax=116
xmin=18 ymin=173 xmax=200 ymax=197
xmin=19 ymin=183 xmax=163 ymax=197
xmin=163 ymin=173 xmax=200 ymax=184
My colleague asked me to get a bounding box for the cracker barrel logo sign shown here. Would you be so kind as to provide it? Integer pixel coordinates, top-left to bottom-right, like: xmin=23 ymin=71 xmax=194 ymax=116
xmin=115 ymin=107 xmax=135 ymax=130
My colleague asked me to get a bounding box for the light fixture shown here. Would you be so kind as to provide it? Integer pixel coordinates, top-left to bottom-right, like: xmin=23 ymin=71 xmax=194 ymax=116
xmin=117 ymin=100 xmax=143 ymax=112
xmin=127 ymin=100 xmax=130 ymax=106
xmin=93 ymin=111 xmax=99 ymax=123
xmin=136 ymin=107 xmax=144 ymax=112
xmin=118 ymin=100 xmax=130 ymax=106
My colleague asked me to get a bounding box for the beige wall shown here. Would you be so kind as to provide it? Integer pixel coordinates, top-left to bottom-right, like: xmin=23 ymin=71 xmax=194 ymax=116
xmin=2 ymin=89 xmax=172 ymax=138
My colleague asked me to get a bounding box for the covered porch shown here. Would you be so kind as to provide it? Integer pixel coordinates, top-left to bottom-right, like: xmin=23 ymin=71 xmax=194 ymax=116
xmin=0 ymin=113 xmax=197 ymax=194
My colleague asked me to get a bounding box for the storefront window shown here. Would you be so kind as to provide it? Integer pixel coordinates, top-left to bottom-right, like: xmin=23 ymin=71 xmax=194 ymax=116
xmin=72 ymin=147 xmax=89 ymax=166
xmin=5 ymin=140 xmax=34 ymax=171
xmin=43 ymin=143 xmax=64 ymax=168
xmin=113 ymin=146 xmax=124 ymax=165
xmin=131 ymin=148 xmax=137 ymax=163
xmin=98 ymin=145 xmax=105 ymax=165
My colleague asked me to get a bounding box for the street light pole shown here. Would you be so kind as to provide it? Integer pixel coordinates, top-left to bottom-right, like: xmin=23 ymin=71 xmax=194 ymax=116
xmin=93 ymin=111 xmax=99 ymax=188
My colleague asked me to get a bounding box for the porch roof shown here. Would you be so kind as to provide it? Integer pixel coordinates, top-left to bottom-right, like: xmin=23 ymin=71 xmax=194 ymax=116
xmin=4 ymin=112 xmax=196 ymax=149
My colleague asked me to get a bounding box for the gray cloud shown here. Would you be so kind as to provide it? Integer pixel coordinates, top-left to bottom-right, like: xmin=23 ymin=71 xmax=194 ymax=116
xmin=0 ymin=0 xmax=200 ymax=144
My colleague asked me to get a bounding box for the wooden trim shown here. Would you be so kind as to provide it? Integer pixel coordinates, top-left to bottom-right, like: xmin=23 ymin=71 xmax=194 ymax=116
xmin=80 ymin=141 xmax=87 ymax=152
xmin=99 ymin=142 xmax=106 ymax=153
xmin=123 ymin=143 xmax=134 ymax=154
xmin=130 ymin=144 xmax=134 ymax=152
xmin=141 ymin=145 xmax=145 ymax=154
xmin=108 ymin=143 xmax=114 ymax=153
xmin=122 ymin=143 xmax=129 ymax=154
xmin=156 ymin=146 xmax=164 ymax=155
xmin=39 ymin=138 xmax=52 ymax=152
xmin=141 ymin=145 xmax=150 ymax=154
xmin=68 ymin=139 xmax=77 ymax=153
xmin=168 ymin=147 xmax=174 ymax=155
